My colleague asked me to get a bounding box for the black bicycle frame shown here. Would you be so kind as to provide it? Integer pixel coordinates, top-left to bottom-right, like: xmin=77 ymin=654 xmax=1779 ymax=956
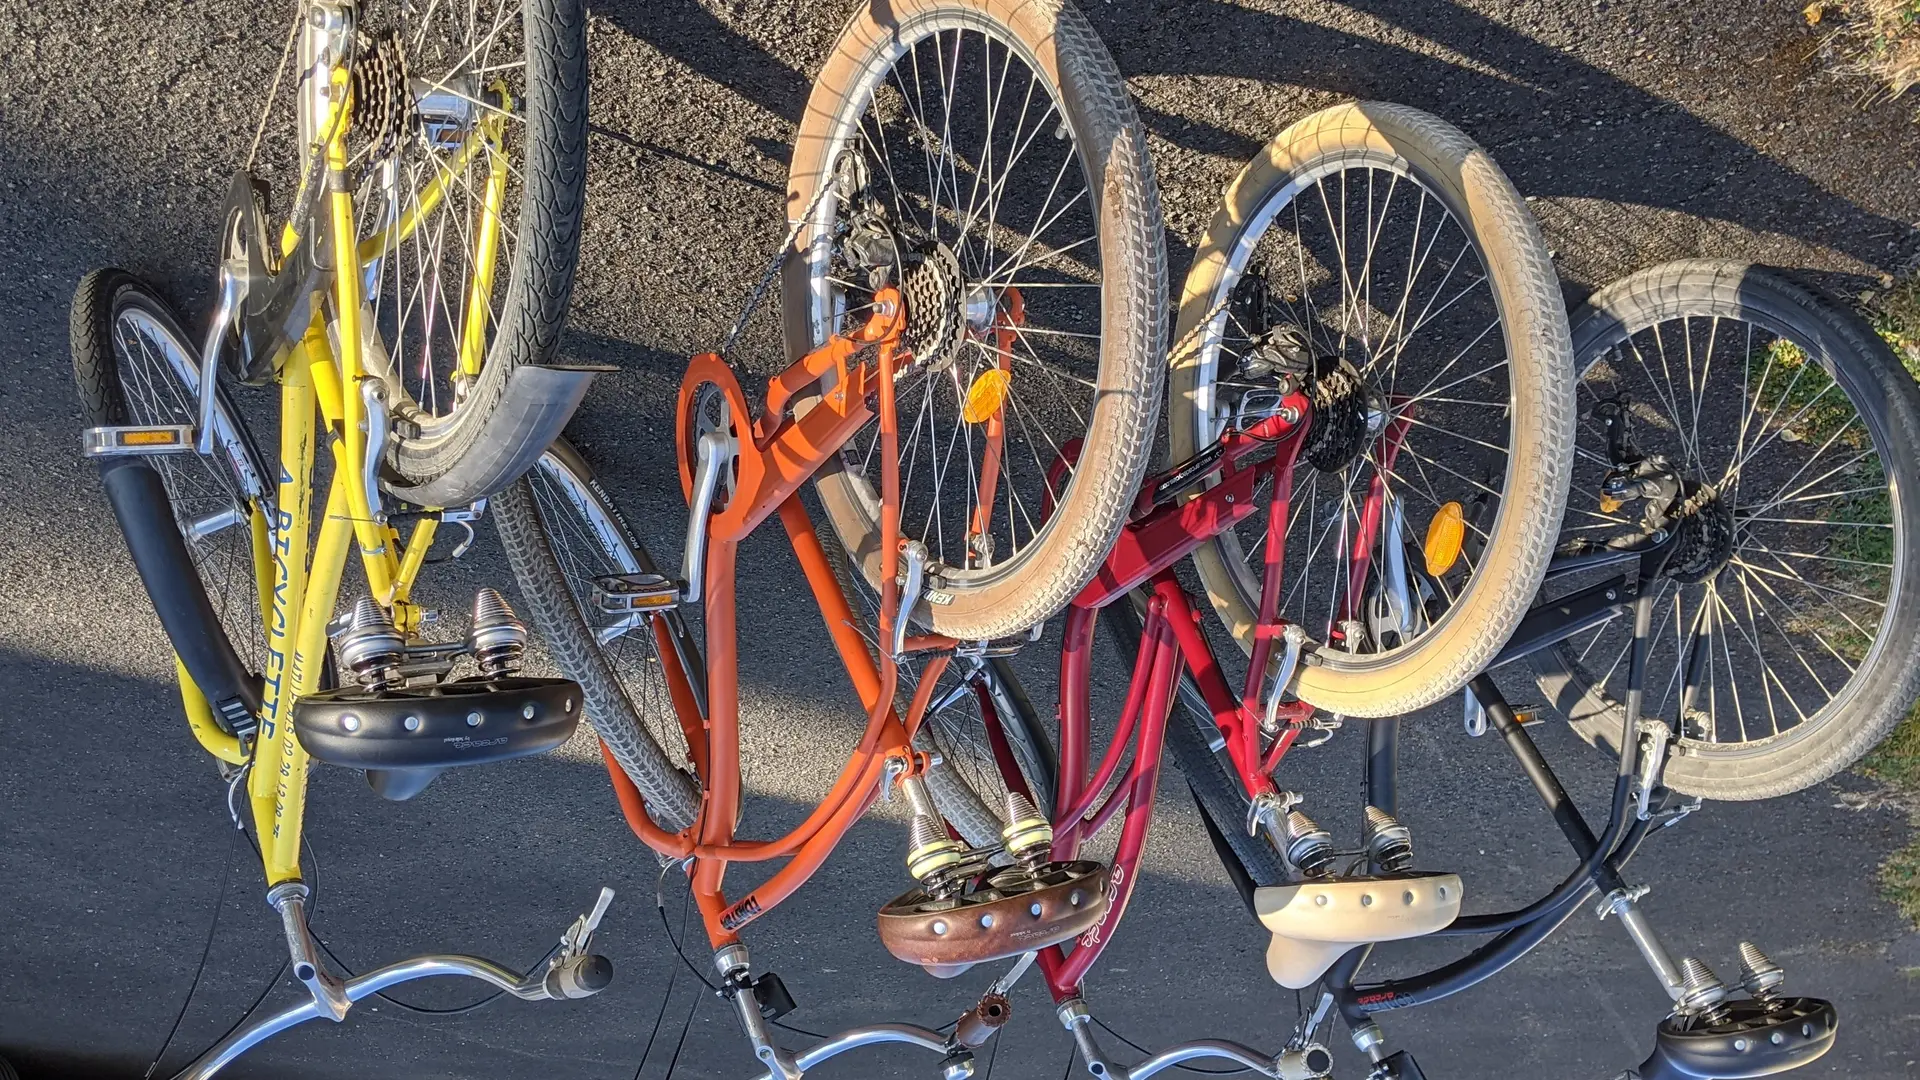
xmin=1321 ymin=539 xmax=1686 ymax=1023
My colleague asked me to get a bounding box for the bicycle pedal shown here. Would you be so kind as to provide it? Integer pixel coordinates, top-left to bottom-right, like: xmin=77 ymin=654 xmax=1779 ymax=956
xmin=591 ymin=571 xmax=682 ymax=614
xmin=1254 ymin=873 xmax=1462 ymax=989
xmin=83 ymin=424 xmax=195 ymax=457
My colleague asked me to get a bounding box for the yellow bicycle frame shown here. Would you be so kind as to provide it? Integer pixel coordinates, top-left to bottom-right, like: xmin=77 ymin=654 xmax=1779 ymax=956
xmin=175 ymin=57 xmax=512 ymax=886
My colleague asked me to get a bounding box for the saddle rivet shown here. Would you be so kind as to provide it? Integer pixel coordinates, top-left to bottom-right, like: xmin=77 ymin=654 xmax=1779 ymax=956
xmin=1030 ymin=903 xmax=1043 ymax=918
xmin=522 ymin=703 xmax=537 ymax=719
xmin=1438 ymin=886 xmax=1450 ymax=900
xmin=1734 ymin=1040 xmax=1749 ymax=1052
xmin=1314 ymin=894 xmax=1329 ymax=907
xmin=1770 ymin=1033 xmax=1784 ymax=1045
xmin=342 ymin=714 xmax=361 ymax=732
xmin=466 ymin=712 xmax=483 ymax=727
xmin=1069 ymin=890 xmax=1083 ymax=907
xmin=1361 ymin=894 xmax=1374 ymax=907
xmin=1403 ymin=891 xmax=1416 ymax=905
xmin=402 ymin=714 xmax=421 ymax=732
xmin=979 ymin=914 xmax=993 ymax=928
xmin=565 ymin=698 xmax=576 ymax=712
xmin=932 ymin=920 xmax=948 ymax=935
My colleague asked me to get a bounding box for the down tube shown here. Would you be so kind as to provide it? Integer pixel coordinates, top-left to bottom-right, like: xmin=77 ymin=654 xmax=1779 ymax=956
xmin=1042 ymin=607 xmax=1180 ymax=1000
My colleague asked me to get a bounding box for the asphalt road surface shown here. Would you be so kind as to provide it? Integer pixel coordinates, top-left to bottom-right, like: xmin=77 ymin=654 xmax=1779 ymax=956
xmin=4 ymin=2 xmax=1919 ymax=1078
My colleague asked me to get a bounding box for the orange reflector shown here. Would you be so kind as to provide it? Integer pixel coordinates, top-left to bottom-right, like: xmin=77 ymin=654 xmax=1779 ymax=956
xmin=962 ymin=368 xmax=1011 ymax=424
xmin=123 ymin=429 xmax=184 ymax=446
xmin=1424 ymin=501 xmax=1466 ymax=577
xmin=1598 ymin=494 xmax=1623 ymax=514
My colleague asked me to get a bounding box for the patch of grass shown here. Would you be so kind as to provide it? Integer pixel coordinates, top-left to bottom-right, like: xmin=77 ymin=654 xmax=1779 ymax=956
xmin=1816 ymin=1 xmax=1920 ymax=110
xmin=1857 ymin=272 xmax=1920 ymax=930
xmin=1864 ymin=708 xmax=1920 ymax=926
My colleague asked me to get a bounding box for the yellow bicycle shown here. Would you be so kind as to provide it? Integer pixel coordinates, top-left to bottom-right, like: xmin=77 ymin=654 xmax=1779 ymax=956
xmin=70 ymin=2 xmax=609 ymax=1075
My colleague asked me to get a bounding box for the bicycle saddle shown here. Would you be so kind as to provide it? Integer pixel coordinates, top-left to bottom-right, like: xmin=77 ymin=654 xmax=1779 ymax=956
xmin=1254 ymin=872 xmax=1463 ymax=988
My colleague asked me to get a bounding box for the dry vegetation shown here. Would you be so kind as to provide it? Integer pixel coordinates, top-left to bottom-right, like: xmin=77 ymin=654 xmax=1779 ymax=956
xmin=1812 ymin=1 xmax=1920 ymax=109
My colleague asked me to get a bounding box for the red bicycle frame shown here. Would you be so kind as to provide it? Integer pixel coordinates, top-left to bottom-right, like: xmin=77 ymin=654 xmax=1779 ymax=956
xmin=1024 ymin=392 xmax=1412 ymax=1002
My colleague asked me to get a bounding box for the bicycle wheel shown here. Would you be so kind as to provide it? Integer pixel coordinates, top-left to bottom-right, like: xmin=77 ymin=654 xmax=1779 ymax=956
xmin=241 ymin=0 xmax=585 ymax=492
xmin=1531 ymin=261 xmax=1920 ymax=800
xmin=71 ymin=269 xmax=273 ymax=695
xmin=782 ymin=0 xmax=1168 ymax=642
xmin=492 ymin=440 xmax=703 ymax=830
xmin=1172 ymin=102 xmax=1574 ymax=718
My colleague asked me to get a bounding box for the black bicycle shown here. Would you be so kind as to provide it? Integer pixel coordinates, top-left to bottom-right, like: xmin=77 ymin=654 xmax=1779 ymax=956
xmin=1036 ymin=261 xmax=1915 ymax=1079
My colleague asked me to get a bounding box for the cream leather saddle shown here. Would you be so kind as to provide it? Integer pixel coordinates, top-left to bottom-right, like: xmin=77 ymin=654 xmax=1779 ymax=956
xmin=1253 ymin=872 xmax=1463 ymax=988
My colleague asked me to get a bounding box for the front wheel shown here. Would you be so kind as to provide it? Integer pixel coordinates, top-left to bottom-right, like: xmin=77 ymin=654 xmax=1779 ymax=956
xmin=1531 ymin=262 xmax=1920 ymax=800
xmin=1172 ymin=102 xmax=1575 ymax=718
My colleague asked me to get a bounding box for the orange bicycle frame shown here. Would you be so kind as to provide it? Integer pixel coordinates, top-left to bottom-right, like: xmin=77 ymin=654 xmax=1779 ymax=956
xmin=600 ymin=285 xmax=1025 ymax=949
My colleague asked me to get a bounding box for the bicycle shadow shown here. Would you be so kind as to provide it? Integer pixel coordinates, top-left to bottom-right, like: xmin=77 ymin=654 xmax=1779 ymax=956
xmin=595 ymin=0 xmax=1919 ymax=295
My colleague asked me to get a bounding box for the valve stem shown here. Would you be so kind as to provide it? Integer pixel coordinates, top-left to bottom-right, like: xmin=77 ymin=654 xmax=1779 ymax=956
xmin=1283 ymin=809 xmax=1335 ymax=878
xmin=1361 ymin=805 xmax=1414 ymax=873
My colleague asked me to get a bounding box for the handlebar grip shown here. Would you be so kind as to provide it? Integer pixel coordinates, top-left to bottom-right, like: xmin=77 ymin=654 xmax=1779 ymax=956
xmin=544 ymin=953 xmax=614 ymax=1000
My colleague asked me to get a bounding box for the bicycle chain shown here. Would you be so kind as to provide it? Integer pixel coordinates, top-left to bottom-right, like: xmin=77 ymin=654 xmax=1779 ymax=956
xmin=718 ymin=157 xmax=844 ymax=359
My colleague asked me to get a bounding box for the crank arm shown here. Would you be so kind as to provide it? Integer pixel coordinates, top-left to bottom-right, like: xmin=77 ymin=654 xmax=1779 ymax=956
xmin=195 ymin=259 xmax=248 ymax=457
xmin=682 ymin=430 xmax=730 ymax=603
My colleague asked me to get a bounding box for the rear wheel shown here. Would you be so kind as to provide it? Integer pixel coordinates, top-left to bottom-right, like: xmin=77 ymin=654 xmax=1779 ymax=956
xmin=236 ymin=0 xmax=587 ymax=492
xmin=1531 ymin=261 xmax=1920 ymax=800
xmin=1171 ymin=102 xmax=1575 ymax=717
xmin=783 ymin=0 xmax=1168 ymax=642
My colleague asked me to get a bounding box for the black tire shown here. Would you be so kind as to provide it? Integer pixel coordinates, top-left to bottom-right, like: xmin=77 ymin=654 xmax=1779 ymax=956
xmin=495 ymin=442 xmax=1057 ymax=843
xmin=782 ymin=0 xmax=1167 ymax=642
xmin=1530 ymin=261 xmax=1920 ymax=800
xmin=368 ymin=0 xmax=589 ymax=492
xmin=493 ymin=440 xmax=704 ymax=830
xmin=71 ymin=269 xmax=273 ymax=685
xmin=1097 ymin=595 xmax=1288 ymax=886
xmin=1171 ymin=102 xmax=1575 ymax=717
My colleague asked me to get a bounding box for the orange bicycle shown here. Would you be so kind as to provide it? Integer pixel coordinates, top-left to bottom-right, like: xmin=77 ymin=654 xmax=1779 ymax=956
xmin=495 ymin=0 xmax=1166 ymax=1074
